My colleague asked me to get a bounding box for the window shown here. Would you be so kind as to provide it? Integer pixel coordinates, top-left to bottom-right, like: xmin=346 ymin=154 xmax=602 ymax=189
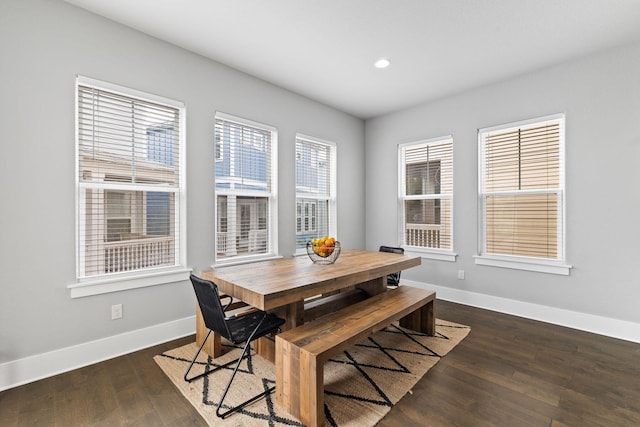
xmin=477 ymin=113 xmax=570 ymax=275
xmin=214 ymin=113 xmax=277 ymax=262
xmin=295 ymin=135 xmax=336 ymax=252
xmin=398 ymin=136 xmax=454 ymax=260
xmin=75 ymin=76 xmax=186 ymax=285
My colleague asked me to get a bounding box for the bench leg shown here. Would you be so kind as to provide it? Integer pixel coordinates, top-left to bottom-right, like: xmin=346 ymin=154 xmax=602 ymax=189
xmin=276 ymin=337 xmax=324 ymax=427
xmin=399 ymin=299 xmax=435 ymax=336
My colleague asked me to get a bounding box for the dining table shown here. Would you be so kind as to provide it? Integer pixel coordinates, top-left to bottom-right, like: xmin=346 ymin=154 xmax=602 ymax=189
xmin=196 ymin=249 xmax=421 ymax=362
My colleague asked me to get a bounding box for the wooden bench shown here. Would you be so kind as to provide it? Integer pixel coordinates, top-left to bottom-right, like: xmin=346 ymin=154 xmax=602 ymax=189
xmin=275 ymin=285 xmax=436 ymax=427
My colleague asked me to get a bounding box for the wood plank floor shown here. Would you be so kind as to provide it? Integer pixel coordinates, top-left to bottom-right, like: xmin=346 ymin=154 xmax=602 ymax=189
xmin=1 ymin=300 xmax=639 ymax=426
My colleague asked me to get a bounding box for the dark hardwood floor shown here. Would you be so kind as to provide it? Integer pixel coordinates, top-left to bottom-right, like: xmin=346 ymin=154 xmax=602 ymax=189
xmin=1 ymin=300 xmax=639 ymax=426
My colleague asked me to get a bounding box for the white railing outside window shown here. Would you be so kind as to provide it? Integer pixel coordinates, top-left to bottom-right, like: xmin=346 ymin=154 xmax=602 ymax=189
xmin=217 ymin=232 xmax=228 ymax=254
xmin=405 ymin=224 xmax=441 ymax=248
xmin=104 ymin=236 xmax=175 ymax=273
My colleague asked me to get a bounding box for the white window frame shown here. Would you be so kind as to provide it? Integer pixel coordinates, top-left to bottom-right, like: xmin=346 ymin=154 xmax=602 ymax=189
xmin=68 ymin=76 xmax=189 ymax=298
xmin=213 ymin=112 xmax=279 ymax=266
xmin=398 ymin=136 xmax=456 ymax=262
xmin=295 ymin=134 xmax=337 ymax=255
xmin=475 ymin=113 xmax=571 ymax=275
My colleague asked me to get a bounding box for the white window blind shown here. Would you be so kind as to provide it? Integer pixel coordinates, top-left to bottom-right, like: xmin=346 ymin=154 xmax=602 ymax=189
xmin=295 ymin=135 xmax=336 ymax=251
xmin=214 ymin=113 xmax=277 ymax=261
xmin=479 ymin=114 xmax=564 ymax=261
xmin=76 ymin=77 xmax=184 ymax=279
xmin=399 ymin=137 xmax=453 ymax=251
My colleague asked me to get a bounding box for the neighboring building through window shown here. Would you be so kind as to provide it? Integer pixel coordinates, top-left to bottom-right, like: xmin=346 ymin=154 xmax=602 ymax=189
xmin=398 ymin=136 xmax=454 ymax=258
xmin=477 ymin=113 xmax=569 ymax=274
xmin=214 ymin=113 xmax=277 ymax=261
xmin=76 ymin=76 xmax=185 ymax=280
xmin=295 ymin=135 xmax=337 ymax=252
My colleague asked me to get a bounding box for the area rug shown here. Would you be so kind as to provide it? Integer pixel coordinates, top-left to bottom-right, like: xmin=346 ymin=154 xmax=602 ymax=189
xmin=154 ymin=319 xmax=469 ymax=426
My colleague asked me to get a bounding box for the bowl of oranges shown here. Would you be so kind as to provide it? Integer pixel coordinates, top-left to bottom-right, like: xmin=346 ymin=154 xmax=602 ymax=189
xmin=306 ymin=236 xmax=341 ymax=264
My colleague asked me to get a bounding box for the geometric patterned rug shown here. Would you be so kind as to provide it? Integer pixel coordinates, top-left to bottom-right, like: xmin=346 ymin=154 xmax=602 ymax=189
xmin=154 ymin=319 xmax=469 ymax=426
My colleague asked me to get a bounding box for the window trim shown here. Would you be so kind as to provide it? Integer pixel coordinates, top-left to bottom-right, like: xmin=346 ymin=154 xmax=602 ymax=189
xmin=398 ymin=135 xmax=455 ymax=261
xmin=294 ymin=133 xmax=337 ymax=255
xmin=213 ymin=112 xmax=279 ymax=266
xmin=68 ymin=267 xmax=192 ymax=298
xmin=473 ymin=253 xmax=571 ymax=275
xmin=475 ymin=113 xmax=571 ymax=275
xmin=68 ymin=76 xmax=188 ymax=298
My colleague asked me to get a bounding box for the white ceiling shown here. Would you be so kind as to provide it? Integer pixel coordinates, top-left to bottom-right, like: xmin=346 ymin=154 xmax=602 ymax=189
xmin=64 ymin=0 xmax=640 ymax=119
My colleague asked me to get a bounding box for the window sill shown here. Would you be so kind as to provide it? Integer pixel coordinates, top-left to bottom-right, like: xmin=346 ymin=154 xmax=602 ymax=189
xmin=474 ymin=254 xmax=572 ymax=275
xmin=68 ymin=267 xmax=192 ymax=298
xmin=213 ymin=254 xmax=283 ymax=268
xmin=404 ymin=248 xmax=457 ymax=262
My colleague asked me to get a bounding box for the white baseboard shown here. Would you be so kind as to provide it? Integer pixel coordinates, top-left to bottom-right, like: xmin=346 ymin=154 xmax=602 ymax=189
xmin=403 ymin=280 xmax=640 ymax=344
xmin=0 ymin=315 xmax=196 ymax=392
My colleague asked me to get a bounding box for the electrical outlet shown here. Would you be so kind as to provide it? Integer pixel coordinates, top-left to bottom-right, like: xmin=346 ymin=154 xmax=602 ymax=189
xmin=457 ymin=270 xmax=465 ymax=280
xmin=111 ymin=304 xmax=123 ymax=320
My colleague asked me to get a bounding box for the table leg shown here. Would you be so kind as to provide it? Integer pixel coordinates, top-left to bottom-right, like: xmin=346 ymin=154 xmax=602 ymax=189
xmin=356 ymin=276 xmax=386 ymax=296
xmin=256 ymin=300 xmax=304 ymax=363
xmin=195 ymin=304 xmax=222 ymax=357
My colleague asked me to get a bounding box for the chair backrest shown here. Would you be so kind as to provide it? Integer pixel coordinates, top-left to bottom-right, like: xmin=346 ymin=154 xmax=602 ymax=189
xmin=379 ymin=245 xmax=404 ymax=255
xmin=379 ymin=245 xmax=404 ymax=286
xmin=190 ymin=274 xmax=232 ymax=339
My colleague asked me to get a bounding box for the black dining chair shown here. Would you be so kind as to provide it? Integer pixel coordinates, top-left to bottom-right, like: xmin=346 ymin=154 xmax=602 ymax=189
xmin=379 ymin=245 xmax=405 ymax=288
xmin=185 ymin=274 xmax=286 ymax=419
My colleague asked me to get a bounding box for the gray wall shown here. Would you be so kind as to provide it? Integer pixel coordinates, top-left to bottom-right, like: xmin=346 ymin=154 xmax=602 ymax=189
xmin=0 ymin=0 xmax=364 ymax=364
xmin=366 ymin=41 xmax=640 ymax=325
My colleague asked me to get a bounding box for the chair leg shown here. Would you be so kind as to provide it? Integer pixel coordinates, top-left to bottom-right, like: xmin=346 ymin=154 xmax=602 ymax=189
xmin=184 ymin=330 xmax=211 ymax=382
xmin=215 ymin=338 xmax=275 ymax=419
xmin=184 ymin=330 xmax=249 ymax=383
xmin=215 ymin=314 xmax=275 ymax=419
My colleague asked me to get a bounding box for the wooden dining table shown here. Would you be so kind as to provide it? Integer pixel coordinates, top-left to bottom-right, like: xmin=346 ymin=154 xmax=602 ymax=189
xmin=196 ymin=249 xmax=421 ymax=362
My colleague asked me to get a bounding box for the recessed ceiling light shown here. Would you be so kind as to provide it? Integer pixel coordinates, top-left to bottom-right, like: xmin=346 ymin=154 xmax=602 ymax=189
xmin=374 ymin=58 xmax=390 ymax=69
